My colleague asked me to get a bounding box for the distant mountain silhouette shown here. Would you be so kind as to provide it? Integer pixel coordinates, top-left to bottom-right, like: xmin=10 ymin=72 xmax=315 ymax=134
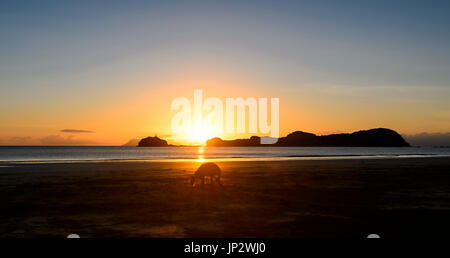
xmin=207 ymin=136 xmax=261 ymax=147
xmin=122 ymin=138 xmax=140 ymax=146
xmin=206 ymin=128 xmax=410 ymax=147
xmin=403 ymin=132 xmax=450 ymax=147
xmin=137 ymin=136 xmax=169 ymax=147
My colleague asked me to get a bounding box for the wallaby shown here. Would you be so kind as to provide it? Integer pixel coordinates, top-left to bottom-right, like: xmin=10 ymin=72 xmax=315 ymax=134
xmin=190 ymin=162 xmax=222 ymax=186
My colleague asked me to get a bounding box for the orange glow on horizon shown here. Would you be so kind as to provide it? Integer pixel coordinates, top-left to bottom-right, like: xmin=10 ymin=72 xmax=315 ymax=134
xmin=1 ymin=69 xmax=443 ymax=146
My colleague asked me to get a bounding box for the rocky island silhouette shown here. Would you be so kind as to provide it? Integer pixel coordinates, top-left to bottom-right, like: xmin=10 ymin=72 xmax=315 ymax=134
xmin=137 ymin=128 xmax=410 ymax=147
xmin=137 ymin=136 xmax=169 ymax=147
xmin=207 ymin=128 xmax=410 ymax=147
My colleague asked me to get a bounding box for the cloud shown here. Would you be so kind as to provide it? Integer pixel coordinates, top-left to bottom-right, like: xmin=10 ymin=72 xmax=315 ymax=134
xmin=39 ymin=135 xmax=95 ymax=145
xmin=403 ymin=133 xmax=450 ymax=146
xmin=0 ymin=136 xmax=35 ymax=145
xmin=10 ymin=136 xmax=33 ymax=142
xmin=0 ymin=135 xmax=96 ymax=146
xmin=60 ymin=129 xmax=93 ymax=133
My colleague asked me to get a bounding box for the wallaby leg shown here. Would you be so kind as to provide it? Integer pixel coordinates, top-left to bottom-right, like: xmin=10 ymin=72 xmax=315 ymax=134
xmin=217 ymin=175 xmax=222 ymax=186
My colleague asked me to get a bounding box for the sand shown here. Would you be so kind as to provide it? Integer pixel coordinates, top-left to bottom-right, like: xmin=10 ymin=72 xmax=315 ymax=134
xmin=1 ymin=157 xmax=450 ymax=238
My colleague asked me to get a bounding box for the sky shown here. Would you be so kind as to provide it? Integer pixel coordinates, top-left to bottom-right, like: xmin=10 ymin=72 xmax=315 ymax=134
xmin=1 ymin=0 xmax=450 ymax=145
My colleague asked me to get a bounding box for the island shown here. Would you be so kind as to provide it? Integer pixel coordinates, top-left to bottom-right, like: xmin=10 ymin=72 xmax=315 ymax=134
xmin=137 ymin=136 xmax=169 ymax=147
xmin=206 ymin=128 xmax=410 ymax=147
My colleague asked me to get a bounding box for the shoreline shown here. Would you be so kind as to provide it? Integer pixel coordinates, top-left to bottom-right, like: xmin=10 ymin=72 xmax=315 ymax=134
xmin=2 ymin=153 xmax=450 ymax=165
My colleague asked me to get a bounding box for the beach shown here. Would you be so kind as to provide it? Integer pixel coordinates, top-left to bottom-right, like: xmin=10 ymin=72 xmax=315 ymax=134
xmin=1 ymin=157 xmax=450 ymax=238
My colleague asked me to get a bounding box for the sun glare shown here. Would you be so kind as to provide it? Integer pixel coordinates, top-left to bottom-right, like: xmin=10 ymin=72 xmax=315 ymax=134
xmin=190 ymin=125 xmax=214 ymax=145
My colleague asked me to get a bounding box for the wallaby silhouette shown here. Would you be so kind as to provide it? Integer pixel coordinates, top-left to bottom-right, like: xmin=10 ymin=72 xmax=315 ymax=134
xmin=190 ymin=162 xmax=222 ymax=186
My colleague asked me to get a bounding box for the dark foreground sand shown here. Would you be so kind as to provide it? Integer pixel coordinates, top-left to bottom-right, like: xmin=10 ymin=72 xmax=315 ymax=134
xmin=1 ymin=157 xmax=450 ymax=238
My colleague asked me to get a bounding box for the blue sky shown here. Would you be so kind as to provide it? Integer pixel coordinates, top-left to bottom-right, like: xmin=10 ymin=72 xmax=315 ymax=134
xmin=1 ymin=0 xmax=450 ymax=144
xmin=2 ymin=0 xmax=449 ymax=85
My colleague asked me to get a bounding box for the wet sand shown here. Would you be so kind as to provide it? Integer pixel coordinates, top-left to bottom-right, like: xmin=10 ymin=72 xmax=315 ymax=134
xmin=1 ymin=157 xmax=450 ymax=238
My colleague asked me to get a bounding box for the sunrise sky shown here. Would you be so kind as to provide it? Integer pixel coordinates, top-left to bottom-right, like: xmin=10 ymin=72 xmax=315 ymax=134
xmin=1 ymin=0 xmax=450 ymax=145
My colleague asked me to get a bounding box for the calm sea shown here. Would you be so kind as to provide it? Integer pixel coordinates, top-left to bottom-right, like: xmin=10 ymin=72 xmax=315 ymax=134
xmin=1 ymin=146 xmax=450 ymax=163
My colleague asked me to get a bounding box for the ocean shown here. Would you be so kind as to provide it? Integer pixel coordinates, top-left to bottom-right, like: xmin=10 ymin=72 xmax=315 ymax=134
xmin=1 ymin=146 xmax=450 ymax=163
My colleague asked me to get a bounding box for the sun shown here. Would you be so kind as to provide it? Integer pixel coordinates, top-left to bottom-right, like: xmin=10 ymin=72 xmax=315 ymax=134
xmin=190 ymin=125 xmax=214 ymax=144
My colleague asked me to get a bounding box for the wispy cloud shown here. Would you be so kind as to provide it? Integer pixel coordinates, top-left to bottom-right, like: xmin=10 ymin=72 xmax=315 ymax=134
xmin=0 ymin=135 xmax=96 ymax=146
xmin=40 ymin=135 xmax=95 ymax=145
xmin=60 ymin=129 xmax=93 ymax=133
